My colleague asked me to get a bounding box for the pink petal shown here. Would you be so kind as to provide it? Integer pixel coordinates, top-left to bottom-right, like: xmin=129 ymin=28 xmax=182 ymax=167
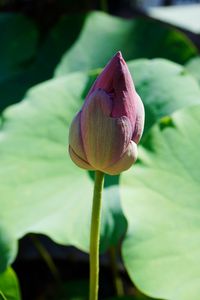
xmin=111 ymin=53 xmax=138 ymax=133
xmin=69 ymin=112 xmax=87 ymax=161
xmin=69 ymin=146 xmax=95 ymax=170
xmin=87 ymin=51 xmax=122 ymax=96
xmin=81 ymin=89 xmax=132 ymax=170
xmin=132 ymin=94 xmax=145 ymax=144
xmin=84 ymin=51 xmax=144 ymax=141
xmin=103 ymin=141 xmax=138 ymax=175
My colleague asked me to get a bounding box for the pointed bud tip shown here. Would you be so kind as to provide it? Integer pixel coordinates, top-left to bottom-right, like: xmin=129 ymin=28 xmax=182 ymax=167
xmin=113 ymin=51 xmax=126 ymax=66
xmin=115 ymin=51 xmax=122 ymax=57
xmin=114 ymin=51 xmax=123 ymax=59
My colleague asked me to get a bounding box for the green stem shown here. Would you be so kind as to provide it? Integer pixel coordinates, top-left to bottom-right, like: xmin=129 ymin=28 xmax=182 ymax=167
xmin=0 ymin=291 xmax=7 ymax=300
xmin=30 ymin=234 xmax=61 ymax=284
xmin=89 ymin=171 xmax=105 ymax=300
xmin=109 ymin=246 xmax=124 ymax=297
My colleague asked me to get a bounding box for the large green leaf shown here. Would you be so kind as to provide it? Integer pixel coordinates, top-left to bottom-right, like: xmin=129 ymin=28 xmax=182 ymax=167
xmin=185 ymin=56 xmax=200 ymax=85
xmin=55 ymin=11 xmax=197 ymax=76
xmin=128 ymin=59 xmax=200 ymax=134
xmin=0 ymin=72 xmax=126 ymax=270
xmin=148 ymin=4 xmax=200 ymax=34
xmin=0 ymin=13 xmax=38 ymax=112
xmin=0 ymin=292 xmax=6 ymax=300
xmin=35 ymin=13 xmax=86 ymax=76
xmin=121 ymin=105 xmax=200 ymax=300
xmin=0 ymin=227 xmax=17 ymax=273
xmin=0 ymin=59 xmax=199 ymax=272
xmin=0 ymin=268 xmax=21 ymax=300
xmin=0 ymin=13 xmax=38 ymax=82
xmin=0 ymin=13 xmax=85 ymax=112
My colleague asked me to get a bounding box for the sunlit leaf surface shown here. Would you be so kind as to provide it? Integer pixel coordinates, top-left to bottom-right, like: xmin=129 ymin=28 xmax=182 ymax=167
xmin=55 ymin=11 xmax=197 ymax=76
xmin=0 ymin=59 xmax=199 ymax=274
xmin=0 ymin=268 xmax=21 ymax=300
xmin=122 ymin=105 xmax=200 ymax=300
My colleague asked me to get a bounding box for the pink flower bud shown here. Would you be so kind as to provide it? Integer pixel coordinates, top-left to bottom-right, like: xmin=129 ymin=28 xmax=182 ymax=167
xmin=69 ymin=51 xmax=144 ymax=175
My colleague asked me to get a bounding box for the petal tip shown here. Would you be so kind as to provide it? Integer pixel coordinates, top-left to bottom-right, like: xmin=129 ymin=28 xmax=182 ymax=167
xmin=114 ymin=51 xmax=125 ymax=65
xmin=115 ymin=51 xmax=122 ymax=58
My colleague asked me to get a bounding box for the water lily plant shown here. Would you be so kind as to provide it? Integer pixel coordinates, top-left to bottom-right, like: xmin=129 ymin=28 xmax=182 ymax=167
xmin=69 ymin=51 xmax=145 ymax=300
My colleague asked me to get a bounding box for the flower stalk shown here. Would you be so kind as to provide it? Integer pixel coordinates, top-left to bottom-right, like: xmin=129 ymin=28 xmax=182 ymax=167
xmin=89 ymin=171 xmax=105 ymax=300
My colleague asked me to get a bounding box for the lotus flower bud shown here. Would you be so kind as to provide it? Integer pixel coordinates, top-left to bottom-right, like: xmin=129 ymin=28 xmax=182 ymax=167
xmin=69 ymin=51 xmax=144 ymax=175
